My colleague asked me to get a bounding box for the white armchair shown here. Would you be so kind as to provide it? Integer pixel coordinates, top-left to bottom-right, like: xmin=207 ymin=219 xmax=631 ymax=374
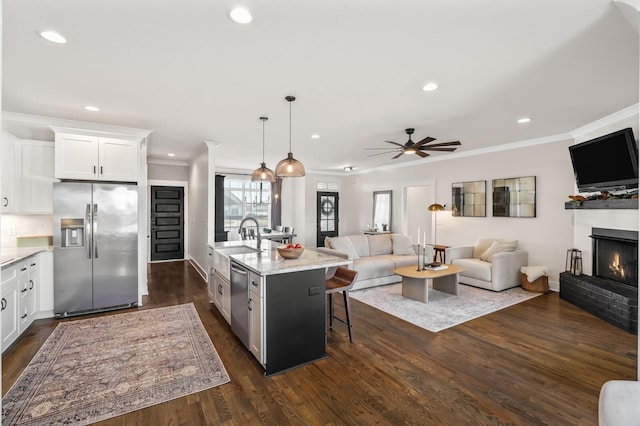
xmin=445 ymin=238 xmax=528 ymax=291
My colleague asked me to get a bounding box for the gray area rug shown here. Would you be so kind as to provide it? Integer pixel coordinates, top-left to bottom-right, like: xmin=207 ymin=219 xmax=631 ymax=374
xmin=2 ymin=303 xmax=230 ymax=425
xmin=350 ymin=283 xmax=541 ymax=332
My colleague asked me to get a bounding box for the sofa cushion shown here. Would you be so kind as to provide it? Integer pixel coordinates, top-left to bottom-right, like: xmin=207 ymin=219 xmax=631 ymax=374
xmin=479 ymin=240 xmax=518 ymax=262
xmin=328 ymin=236 xmax=360 ymax=260
xmin=391 ymin=234 xmax=415 ymax=255
xmin=368 ymin=234 xmax=393 ymax=256
xmin=451 ymin=258 xmax=492 ymax=282
xmin=353 ymin=256 xmax=396 ymax=280
xmin=349 ymin=235 xmax=371 ymax=258
xmin=472 ymin=238 xmax=496 ymax=258
xmin=390 ymin=254 xmax=418 ymax=268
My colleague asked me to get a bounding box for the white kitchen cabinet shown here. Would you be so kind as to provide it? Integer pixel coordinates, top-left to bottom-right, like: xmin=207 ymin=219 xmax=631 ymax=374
xmin=1 ymin=254 xmax=44 ymax=353
xmin=1 ymin=266 xmax=20 ymax=350
xmin=21 ymin=141 xmax=55 ymax=213
xmin=55 ymin=133 xmax=138 ymax=182
xmin=248 ymin=271 xmax=264 ymax=365
xmin=212 ymin=271 xmax=231 ymax=325
xmin=1 ymin=135 xmax=17 ymax=212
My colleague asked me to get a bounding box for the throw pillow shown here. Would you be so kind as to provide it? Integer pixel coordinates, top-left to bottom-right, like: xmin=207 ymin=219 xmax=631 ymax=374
xmin=368 ymin=234 xmax=393 ymax=256
xmin=473 ymin=238 xmax=495 ymax=258
xmin=479 ymin=240 xmax=518 ymax=262
xmin=328 ymin=237 xmax=360 ymax=260
xmin=391 ymin=234 xmax=415 ymax=255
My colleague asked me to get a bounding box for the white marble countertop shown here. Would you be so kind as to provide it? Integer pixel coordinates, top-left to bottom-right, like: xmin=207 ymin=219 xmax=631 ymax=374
xmin=1 ymin=246 xmax=53 ymax=269
xmin=211 ymin=240 xmax=351 ymax=276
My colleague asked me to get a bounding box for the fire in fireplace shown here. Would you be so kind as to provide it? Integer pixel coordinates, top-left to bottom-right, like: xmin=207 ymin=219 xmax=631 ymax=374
xmin=591 ymin=228 xmax=638 ymax=288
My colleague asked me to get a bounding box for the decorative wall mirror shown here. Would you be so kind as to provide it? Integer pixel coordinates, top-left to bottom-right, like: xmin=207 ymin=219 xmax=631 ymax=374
xmin=451 ymin=180 xmax=486 ymax=217
xmin=492 ymin=176 xmax=536 ymax=217
xmin=372 ymin=190 xmax=392 ymax=232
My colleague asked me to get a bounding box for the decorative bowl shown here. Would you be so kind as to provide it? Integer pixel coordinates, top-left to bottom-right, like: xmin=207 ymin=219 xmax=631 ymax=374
xmin=277 ymin=247 xmax=304 ymax=259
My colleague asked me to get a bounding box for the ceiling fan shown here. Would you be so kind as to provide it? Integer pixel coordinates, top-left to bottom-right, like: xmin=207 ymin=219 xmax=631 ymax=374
xmin=366 ymin=128 xmax=461 ymax=159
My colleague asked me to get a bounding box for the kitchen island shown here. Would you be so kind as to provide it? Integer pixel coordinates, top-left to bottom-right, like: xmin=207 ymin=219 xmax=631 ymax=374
xmin=210 ymin=240 xmax=350 ymax=375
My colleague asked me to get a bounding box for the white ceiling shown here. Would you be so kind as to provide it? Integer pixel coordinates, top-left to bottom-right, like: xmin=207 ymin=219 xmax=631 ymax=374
xmin=2 ymin=0 xmax=639 ymax=173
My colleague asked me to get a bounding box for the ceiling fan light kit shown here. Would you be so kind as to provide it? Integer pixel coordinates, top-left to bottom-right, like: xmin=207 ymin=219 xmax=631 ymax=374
xmin=366 ymin=127 xmax=461 ymax=160
xmin=251 ymin=116 xmax=276 ymax=183
xmin=275 ymin=95 xmax=305 ymax=177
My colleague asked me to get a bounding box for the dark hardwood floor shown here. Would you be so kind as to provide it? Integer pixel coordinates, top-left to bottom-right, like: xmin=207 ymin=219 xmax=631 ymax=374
xmin=3 ymin=261 xmax=637 ymax=425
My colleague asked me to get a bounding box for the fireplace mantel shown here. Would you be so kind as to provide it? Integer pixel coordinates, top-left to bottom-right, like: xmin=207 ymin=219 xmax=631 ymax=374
xmin=564 ymin=199 xmax=638 ymax=210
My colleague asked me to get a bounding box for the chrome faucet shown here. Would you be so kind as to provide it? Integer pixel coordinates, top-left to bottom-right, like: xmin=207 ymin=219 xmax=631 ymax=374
xmin=239 ymin=216 xmax=261 ymax=252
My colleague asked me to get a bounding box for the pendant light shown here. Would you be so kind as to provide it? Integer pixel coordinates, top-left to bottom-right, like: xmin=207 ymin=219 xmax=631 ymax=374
xmin=251 ymin=116 xmax=276 ymax=182
xmin=275 ymin=95 xmax=305 ymax=177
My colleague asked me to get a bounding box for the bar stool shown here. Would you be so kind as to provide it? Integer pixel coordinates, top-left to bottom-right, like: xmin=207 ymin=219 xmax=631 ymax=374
xmin=326 ymin=267 xmax=358 ymax=342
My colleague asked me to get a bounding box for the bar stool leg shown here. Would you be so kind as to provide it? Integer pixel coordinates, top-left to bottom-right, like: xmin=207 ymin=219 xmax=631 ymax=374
xmin=343 ymin=291 xmax=353 ymax=342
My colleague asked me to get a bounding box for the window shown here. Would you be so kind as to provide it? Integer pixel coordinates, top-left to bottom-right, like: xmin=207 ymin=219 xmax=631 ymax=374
xmin=224 ymin=178 xmax=271 ymax=232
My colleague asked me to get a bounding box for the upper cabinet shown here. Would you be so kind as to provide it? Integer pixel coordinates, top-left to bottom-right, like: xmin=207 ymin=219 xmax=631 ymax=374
xmin=1 ymin=135 xmax=17 ymax=213
xmin=54 ymin=133 xmax=138 ymax=182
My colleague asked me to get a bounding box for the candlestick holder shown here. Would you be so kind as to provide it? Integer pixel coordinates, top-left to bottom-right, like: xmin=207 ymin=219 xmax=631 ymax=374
xmin=416 ymin=245 xmax=422 ymax=271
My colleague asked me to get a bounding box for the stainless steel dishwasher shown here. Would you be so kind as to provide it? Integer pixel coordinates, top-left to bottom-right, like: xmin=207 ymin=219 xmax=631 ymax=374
xmin=230 ymin=260 xmax=250 ymax=349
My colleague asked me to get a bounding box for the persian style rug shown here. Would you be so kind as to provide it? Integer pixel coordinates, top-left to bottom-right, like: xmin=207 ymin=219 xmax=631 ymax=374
xmin=2 ymin=303 xmax=230 ymax=425
xmin=350 ymin=283 xmax=542 ymax=332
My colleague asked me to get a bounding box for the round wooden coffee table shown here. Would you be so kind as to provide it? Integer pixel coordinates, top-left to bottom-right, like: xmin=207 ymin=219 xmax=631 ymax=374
xmin=393 ymin=264 xmax=465 ymax=303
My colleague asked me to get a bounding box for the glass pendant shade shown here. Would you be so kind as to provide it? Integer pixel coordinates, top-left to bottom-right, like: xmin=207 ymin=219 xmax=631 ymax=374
xmin=275 ymin=153 xmax=305 ymax=177
xmin=276 ymin=95 xmax=305 ymax=178
xmin=251 ymin=116 xmax=276 ymax=182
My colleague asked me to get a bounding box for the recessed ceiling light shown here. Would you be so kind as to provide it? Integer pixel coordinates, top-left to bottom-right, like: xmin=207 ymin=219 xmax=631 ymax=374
xmin=168 ymin=153 xmax=175 ymax=157
xmin=39 ymin=31 xmax=67 ymax=44
xmin=84 ymin=105 xmax=99 ymax=112
xmin=344 ymin=166 xmax=353 ymax=172
xmin=517 ymin=117 xmax=531 ymax=124
xmin=311 ymin=134 xmax=320 ymax=139
xmin=422 ymin=82 xmax=438 ymax=92
xmin=229 ymin=7 xmax=252 ymax=24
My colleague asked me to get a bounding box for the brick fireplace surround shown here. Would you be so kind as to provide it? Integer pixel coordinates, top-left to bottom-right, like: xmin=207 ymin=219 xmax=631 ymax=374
xmin=560 ymin=228 xmax=638 ymax=335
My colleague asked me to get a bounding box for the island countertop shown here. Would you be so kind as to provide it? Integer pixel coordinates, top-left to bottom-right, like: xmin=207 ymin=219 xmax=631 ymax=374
xmin=212 ymin=240 xmax=351 ymax=276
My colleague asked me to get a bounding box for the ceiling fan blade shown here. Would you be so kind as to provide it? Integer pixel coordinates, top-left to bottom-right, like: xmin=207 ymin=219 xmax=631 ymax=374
xmin=413 ymin=136 xmax=436 ymax=147
xmin=420 ymin=147 xmax=458 ymax=152
xmin=368 ymin=151 xmax=397 ymax=157
xmin=421 ymin=141 xmax=461 ymax=148
xmin=385 ymin=140 xmax=405 ymax=147
xmin=414 ymin=150 xmax=430 ymax=158
xmin=392 ymin=152 xmax=404 ymax=159
xmin=365 ymin=147 xmax=399 ymax=150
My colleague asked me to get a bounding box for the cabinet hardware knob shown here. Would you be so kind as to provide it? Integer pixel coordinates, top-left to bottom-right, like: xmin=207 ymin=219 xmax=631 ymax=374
xmin=100 ymin=166 xmax=103 ymax=175
xmin=2 ymin=197 xmax=7 ymax=207
xmin=21 ymin=267 xmax=27 ymax=272
xmin=248 ymin=298 xmax=253 ymax=311
xmin=21 ymin=288 xmax=27 ymax=293
xmin=93 ymin=165 xmax=96 ymax=174
xmin=1 ymin=298 xmax=6 ymax=310
xmin=21 ymin=313 xmax=27 ymax=319
xmin=29 ymin=280 xmax=34 ymax=290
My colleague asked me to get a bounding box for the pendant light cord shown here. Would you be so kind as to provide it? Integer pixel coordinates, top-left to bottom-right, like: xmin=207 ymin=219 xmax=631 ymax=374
xmin=260 ymin=116 xmax=268 ymax=163
xmin=289 ymin=99 xmax=292 ymax=152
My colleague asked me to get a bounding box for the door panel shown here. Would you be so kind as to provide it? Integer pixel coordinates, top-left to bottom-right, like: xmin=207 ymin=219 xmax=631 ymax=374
xmin=92 ymin=183 xmax=138 ymax=308
xmin=151 ymin=186 xmax=185 ymax=261
xmin=317 ymin=192 xmax=339 ymax=247
xmin=53 ymin=182 xmax=94 ymax=315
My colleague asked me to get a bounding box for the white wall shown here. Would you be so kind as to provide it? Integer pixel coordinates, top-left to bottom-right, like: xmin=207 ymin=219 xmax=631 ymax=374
xmin=0 ymin=214 xmax=52 ymax=249
xmin=148 ymin=163 xmax=189 ymax=182
xmin=336 ymin=137 xmax=576 ymax=290
xmin=188 ymin=145 xmax=209 ymax=277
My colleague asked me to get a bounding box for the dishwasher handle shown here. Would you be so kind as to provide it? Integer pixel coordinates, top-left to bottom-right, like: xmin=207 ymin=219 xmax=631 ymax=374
xmin=230 ymin=264 xmax=248 ymax=275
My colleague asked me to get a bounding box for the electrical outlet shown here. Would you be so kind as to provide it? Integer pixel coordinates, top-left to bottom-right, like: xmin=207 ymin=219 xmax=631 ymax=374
xmin=308 ymin=286 xmax=321 ymax=296
xmin=8 ymin=225 xmax=16 ymax=236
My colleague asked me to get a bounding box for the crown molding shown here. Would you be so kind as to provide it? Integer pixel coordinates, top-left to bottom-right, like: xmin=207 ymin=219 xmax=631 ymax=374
xmin=568 ymin=103 xmax=639 ymax=139
xmin=147 ymin=158 xmax=190 ymax=167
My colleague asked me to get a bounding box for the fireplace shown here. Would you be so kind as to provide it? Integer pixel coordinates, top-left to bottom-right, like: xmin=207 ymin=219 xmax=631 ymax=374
xmin=560 ymin=228 xmax=638 ymax=335
xmin=591 ymin=228 xmax=638 ymax=287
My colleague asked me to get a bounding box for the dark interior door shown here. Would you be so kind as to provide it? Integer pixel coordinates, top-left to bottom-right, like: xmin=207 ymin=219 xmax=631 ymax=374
xmin=317 ymin=192 xmax=338 ymax=247
xmin=151 ymin=186 xmax=184 ymax=261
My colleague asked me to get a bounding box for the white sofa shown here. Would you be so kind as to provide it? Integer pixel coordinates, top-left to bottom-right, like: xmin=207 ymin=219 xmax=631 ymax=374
xmin=316 ymin=234 xmax=419 ymax=290
xmin=445 ymin=238 xmax=528 ymax=291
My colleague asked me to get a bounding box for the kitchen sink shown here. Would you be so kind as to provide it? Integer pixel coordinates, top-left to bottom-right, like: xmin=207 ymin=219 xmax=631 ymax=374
xmin=213 ymin=245 xmax=260 ymax=280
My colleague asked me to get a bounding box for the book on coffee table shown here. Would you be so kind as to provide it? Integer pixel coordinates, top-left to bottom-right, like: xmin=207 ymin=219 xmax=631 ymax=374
xmin=424 ymin=262 xmax=448 ymax=271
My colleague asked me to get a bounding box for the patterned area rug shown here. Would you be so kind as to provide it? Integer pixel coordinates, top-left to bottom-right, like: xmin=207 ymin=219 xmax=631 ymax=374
xmin=2 ymin=303 xmax=230 ymax=425
xmin=350 ymin=283 xmax=542 ymax=332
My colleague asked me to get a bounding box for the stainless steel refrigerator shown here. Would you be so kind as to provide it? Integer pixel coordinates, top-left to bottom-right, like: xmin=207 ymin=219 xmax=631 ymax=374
xmin=53 ymin=182 xmax=138 ymax=317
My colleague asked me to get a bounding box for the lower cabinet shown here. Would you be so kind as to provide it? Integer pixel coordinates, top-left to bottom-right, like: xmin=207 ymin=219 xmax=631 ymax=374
xmin=212 ymin=271 xmax=231 ymax=325
xmin=1 ymin=253 xmax=43 ymax=353
xmin=248 ymin=271 xmax=264 ymax=364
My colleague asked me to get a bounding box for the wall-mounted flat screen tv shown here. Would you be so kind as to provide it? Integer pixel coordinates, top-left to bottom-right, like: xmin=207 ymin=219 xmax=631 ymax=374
xmin=568 ymin=127 xmax=639 ymax=192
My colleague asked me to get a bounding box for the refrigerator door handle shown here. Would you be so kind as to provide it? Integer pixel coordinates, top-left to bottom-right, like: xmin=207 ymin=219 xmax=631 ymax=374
xmin=93 ymin=204 xmax=99 ymax=259
xmin=85 ymin=204 xmax=92 ymax=259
